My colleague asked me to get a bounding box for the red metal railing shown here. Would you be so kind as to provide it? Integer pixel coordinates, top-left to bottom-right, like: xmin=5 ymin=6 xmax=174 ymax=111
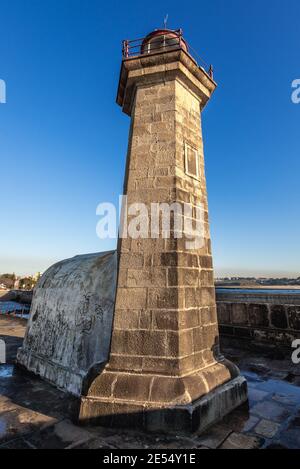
xmin=122 ymin=29 xmax=214 ymax=80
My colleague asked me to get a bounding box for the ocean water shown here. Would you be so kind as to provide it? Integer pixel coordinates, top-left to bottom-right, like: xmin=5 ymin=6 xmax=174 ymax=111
xmin=0 ymin=301 xmax=30 ymax=318
xmin=216 ymin=288 xmax=300 ymax=295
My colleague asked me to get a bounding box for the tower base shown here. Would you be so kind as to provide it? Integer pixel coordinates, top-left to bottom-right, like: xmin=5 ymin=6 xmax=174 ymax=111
xmin=79 ymin=374 xmax=247 ymax=434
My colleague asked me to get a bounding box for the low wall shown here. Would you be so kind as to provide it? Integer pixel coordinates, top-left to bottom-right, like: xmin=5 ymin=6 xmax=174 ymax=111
xmin=216 ymin=289 xmax=300 ymax=350
xmin=0 ymin=290 xmax=33 ymax=305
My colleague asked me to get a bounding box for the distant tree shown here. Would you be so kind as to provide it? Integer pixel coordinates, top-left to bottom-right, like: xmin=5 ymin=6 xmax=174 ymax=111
xmin=0 ymin=273 xmax=16 ymax=289
xmin=19 ymin=276 xmax=34 ymax=291
xmin=19 ymin=273 xmax=41 ymax=290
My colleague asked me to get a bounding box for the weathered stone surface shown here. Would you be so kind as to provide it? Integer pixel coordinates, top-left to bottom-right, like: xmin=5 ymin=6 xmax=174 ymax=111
xmin=254 ymin=419 xmax=280 ymax=438
xmin=0 ymin=408 xmax=56 ymax=444
xmin=287 ymin=306 xmax=300 ymax=330
xmin=251 ymin=401 xmax=290 ymax=422
xmin=80 ymin=375 xmax=247 ymax=434
xmin=231 ymin=303 xmax=248 ymax=325
xmin=217 ymin=303 xmax=231 ymax=324
xmin=17 ymin=251 xmax=117 ymax=396
xmin=217 ymin=295 xmax=300 ymax=349
xmin=270 ymin=305 xmax=288 ymax=329
xmin=222 ymin=410 xmax=260 ymax=433
xmin=248 ymin=304 xmax=269 ymax=327
xmin=197 ymin=423 xmax=232 ymax=449
xmin=219 ymin=432 xmax=263 ymax=449
xmin=248 ymin=388 xmax=270 ymax=403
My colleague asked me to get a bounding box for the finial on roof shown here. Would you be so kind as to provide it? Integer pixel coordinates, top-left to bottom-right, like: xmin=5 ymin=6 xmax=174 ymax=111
xmin=163 ymin=14 xmax=168 ymax=29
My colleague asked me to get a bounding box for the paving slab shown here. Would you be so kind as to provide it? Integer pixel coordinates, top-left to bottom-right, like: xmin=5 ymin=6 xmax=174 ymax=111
xmin=254 ymin=419 xmax=280 ymax=438
xmin=219 ymin=432 xmax=263 ymax=449
xmin=251 ymin=401 xmax=290 ymax=422
xmin=196 ymin=424 xmax=232 ymax=449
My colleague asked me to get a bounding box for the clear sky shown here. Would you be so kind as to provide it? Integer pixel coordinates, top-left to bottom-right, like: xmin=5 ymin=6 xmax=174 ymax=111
xmin=0 ymin=0 xmax=299 ymax=277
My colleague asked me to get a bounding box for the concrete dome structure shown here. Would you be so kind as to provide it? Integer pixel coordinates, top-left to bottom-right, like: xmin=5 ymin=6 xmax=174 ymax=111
xmin=17 ymin=251 xmax=117 ymax=396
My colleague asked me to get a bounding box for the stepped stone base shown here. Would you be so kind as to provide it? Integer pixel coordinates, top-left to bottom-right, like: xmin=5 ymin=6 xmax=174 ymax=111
xmin=79 ymin=367 xmax=248 ymax=433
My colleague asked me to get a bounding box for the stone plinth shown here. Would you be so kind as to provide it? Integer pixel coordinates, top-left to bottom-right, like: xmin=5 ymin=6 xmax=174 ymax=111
xmin=79 ymin=47 xmax=248 ymax=432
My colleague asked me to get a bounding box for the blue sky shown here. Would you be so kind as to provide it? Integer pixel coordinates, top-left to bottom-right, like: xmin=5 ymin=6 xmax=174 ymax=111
xmin=0 ymin=0 xmax=299 ymax=277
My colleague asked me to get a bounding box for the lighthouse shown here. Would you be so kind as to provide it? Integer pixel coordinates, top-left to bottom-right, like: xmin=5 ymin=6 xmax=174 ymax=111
xmin=79 ymin=29 xmax=248 ymax=432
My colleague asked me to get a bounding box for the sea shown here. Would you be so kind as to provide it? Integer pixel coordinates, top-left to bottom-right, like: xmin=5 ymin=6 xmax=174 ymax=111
xmin=216 ymin=288 xmax=300 ymax=295
xmin=0 ymin=288 xmax=299 ymax=322
xmin=0 ymin=301 xmax=30 ymax=319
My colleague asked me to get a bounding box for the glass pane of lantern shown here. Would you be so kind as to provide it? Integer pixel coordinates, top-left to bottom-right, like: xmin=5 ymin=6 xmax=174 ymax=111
xmin=148 ymin=35 xmax=180 ymax=53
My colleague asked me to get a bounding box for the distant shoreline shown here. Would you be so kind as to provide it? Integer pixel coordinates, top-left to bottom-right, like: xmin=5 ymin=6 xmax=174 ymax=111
xmin=215 ymin=285 xmax=300 ymax=290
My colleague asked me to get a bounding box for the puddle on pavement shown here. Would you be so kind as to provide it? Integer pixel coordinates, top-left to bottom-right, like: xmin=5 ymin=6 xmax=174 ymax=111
xmin=0 ymin=418 xmax=7 ymax=438
xmin=242 ymin=370 xmax=267 ymax=383
xmin=0 ymin=365 xmax=14 ymax=378
xmin=243 ymin=370 xmax=300 ymax=404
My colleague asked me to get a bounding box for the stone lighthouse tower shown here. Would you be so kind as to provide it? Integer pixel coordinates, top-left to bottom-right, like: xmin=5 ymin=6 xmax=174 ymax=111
xmin=80 ymin=29 xmax=247 ymax=432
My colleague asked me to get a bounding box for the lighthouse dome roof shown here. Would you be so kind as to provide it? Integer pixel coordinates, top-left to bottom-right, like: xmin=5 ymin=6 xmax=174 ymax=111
xmin=141 ymin=29 xmax=188 ymax=55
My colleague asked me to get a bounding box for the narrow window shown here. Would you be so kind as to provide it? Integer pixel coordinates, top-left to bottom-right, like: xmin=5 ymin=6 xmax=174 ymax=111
xmin=185 ymin=143 xmax=200 ymax=180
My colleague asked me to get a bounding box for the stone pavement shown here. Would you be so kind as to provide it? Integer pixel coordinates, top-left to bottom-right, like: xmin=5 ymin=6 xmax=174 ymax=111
xmin=0 ymin=315 xmax=300 ymax=449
